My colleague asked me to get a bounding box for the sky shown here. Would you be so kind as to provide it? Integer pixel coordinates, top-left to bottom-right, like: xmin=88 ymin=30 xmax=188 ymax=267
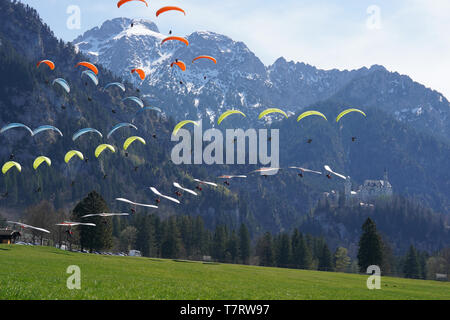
xmin=18 ymin=0 xmax=450 ymax=98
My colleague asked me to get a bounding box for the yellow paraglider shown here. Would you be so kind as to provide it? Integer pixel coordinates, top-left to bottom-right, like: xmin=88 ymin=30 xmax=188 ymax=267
xmin=258 ymin=108 xmax=288 ymax=120
xmin=2 ymin=161 xmax=21 ymax=174
xmin=64 ymin=150 xmax=84 ymax=163
xmin=297 ymin=110 xmax=328 ymax=122
xmin=336 ymin=108 xmax=366 ymax=122
xmin=217 ymin=110 xmax=246 ymax=125
xmin=123 ymin=136 xmax=146 ymax=151
xmin=95 ymin=144 xmax=116 ymax=158
xmin=172 ymin=120 xmax=199 ymax=136
xmin=33 ymin=156 xmax=51 ymax=170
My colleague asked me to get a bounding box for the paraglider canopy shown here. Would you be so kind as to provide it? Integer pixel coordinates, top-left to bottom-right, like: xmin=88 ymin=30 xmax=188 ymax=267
xmin=131 ymin=68 xmax=146 ymax=81
xmin=33 ymin=156 xmax=51 ymax=170
xmin=76 ymin=61 xmax=98 ymax=75
xmin=217 ymin=110 xmax=246 ymax=125
xmin=37 ymin=60 xmax=55 ymax=70
xmin=336 ymin=108 xmax=366 ymax=122
xmin=117 ymin=0 xmax=148 ymax=8
xmin=64 ymin=150 xmax=84 ymax=164
xmin=104 ymin=82 xmax=126 ymax=92
xmin=192 ymin=56 xmax=217 ymax=64
xmin=161 ymin=36 xmax=189 ymax=46
xmin=72 ymin=128 xmax=103 ymax=141
xmin=95 ymin=144 xmax=116 ymax=158
xmin=0 ymin=123 xmax=34 ymax=136
xmin=172 ymin=120 xmax=199 ymax=136
xmin=156 ymin=6 xmax=186 ymax=17
xmin=52 ymin=78 xmax=70 ymax=94
xmin=32 ymin=125 xmax=63 ymax=137
xmin=170 ymin=61 xmax=186 ymax=71
xmin=2 ymin=161 xmax=21 ymax=174
xmin=258 ymin=108 xmax=288 ymax=120
xmin=297 ymin=110 xmax=328 ymax=123
xmin=123 ymin=136 xmax=146 ymax=151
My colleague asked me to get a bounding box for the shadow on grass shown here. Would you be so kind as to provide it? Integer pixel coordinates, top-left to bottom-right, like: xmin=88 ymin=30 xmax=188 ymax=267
xmin=0 ymin=248 xmax=10 ymax=251
xmin=202 ymin=262 xmax=220 ymax=265
xmin=147 ymin=258 xmax=166 ymax=262
xmin=173 ymin=259 xmax=196 ymax=264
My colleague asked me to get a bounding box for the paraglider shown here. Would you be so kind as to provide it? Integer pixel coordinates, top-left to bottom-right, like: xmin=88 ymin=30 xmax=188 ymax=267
xmin=116 ymin=197 xmax=158 ymax=209
xmin=7 ymin=221 xmax=50 ymax=234
xmin=81 ymin=70 xmax=99 ymax=86
xmin=156 ymin=6 xmax=186 ymax=17
xmin=217 ymin=110 xmax=246 ymax=125
xmin=117 ymin=0 xmax=148 ymax=8
xmin=249 ymin=168 xmax=281 ymax=176
xmin=122 ymin=96 xmax=144 ymax=109
xmin=307 ymin=139 xmax=313 ymax=144
xmin=33 ymin=156 xmax=51 ymax=170
xmin=81 ymin=213 xmax=129 ymax=218
xmin=32 ymin=125 xmax=63 ymax=137
xmin=192 ymin=56 xmax=217 ymax=64
xmin=1 ymin=123 xmax=34 ymax=136
xmin=107 ymin=123 xmax=138 ymax=139
xmin=36 ymin=60 xmax=55 ymax=70
xmin=76 ymin=61 xmax=98 ymax=75
xmin=56 ymin=222 xmax=96 ymax=237
xmin=193 ymin=178 xmax=217 ymax=187
xmin=131 ymin=68 xmax=146 ymax=81
xmin=72 ymin=128 xmax=103 ymax=141
xmin=336 ymin=108 xmax=366 ymax=122
xmin=218 ymin=175 xmax=246 ymax=186
xmin=297 ymin=110 xmax=328 ymax=123
xmin=172 ymin=120 xmax=199 ymax=136
xmin=258 ymin=108 xmax=288 ymax=120
xmin=170 ymin=60 xmax=186 ymax=71
xmin=95 ymin=144 xmax=116 ymax=158
xmin=33 ymin=156 xmax=51 ymax=192
xmin=52 ymin=78 xmax=70 ymax=94
xmin=324 ymin=165 xmax=347 ymax=180
xmin=2 ymin=161 xmax=21 ymax=174
xmin=150 ymin=187 xmax=181 ymax=204
xmin=161 ymin=36 xmax=189 ymax=46
xmin=64 ymin=150 xmax=84 ymax=164
xmin=173 ymin=182 xmax=198 ymax=196
xmin=123 ymin=136 xmax=146 ymax=151
xmin=104 ymin=82 xmax=126 ymax=92
xmin=289 ymin=167 xmax=322 ymax=178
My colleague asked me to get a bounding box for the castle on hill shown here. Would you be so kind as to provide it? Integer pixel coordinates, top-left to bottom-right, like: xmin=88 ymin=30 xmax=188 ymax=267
xmin=322 ymin=170 xmax=393 ymax=207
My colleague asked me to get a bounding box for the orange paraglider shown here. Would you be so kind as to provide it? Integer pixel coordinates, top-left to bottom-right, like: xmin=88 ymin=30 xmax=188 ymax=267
xmin=192 ymin=56 xmax=217 ymax=64
xmin=76 ymin=61 xmax=98 ymax=75
xmin=161 ymin=36 xmax=189 ymax=46
xmin=156 ymin=6 xmax=186 ymax=17
xmin=117 ymin=0 xmax=148 ymax=8
xmin=37 ymin=60 xmax=55 ymax=70
xmin=170 ymin=61 xmax=186 ymax=71
xmin=131 ymin=68 xmax=146 ymax=81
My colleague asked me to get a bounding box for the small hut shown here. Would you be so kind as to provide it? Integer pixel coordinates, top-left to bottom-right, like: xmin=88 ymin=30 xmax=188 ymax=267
xmin=0 ymin=229 xmax=21 ymax=244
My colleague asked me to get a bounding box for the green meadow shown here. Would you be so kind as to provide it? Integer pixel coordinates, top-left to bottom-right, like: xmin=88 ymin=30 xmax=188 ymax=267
xmin=0 ymin=244 xmax=448 ymax=300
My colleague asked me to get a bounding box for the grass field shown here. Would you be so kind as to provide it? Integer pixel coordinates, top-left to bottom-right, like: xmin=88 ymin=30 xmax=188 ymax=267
xmin=0 ymin=244 xmax=449 ymax=300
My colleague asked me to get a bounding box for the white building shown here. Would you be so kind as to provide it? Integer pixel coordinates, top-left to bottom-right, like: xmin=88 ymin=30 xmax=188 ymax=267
xmin=345 ymin=170 xmax=393 ymax=204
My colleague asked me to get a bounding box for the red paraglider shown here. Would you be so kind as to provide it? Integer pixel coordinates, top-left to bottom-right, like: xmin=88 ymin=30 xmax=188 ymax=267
xmin=161 ymin=36 xmax=189 ymax=46
xmin=117 ymin=0 xmax=148 ymax=8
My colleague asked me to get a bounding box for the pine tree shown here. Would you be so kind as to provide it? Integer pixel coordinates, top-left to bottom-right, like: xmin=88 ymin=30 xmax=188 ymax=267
xmin=72 ymin=191 xmax=112 ymax=252
xmin=276 ymin=233 xmax=292 ymax=268
xmin=212 ymin=225 xmax=227 ymax=262
xmin=404 ymin=245 xmax=421 ymax=279
xmin=334 ymin=247 xmax=351 ymax=272
xmin=318 ymin=242 xmax=334 ymax=271
xmin=257 ymin=232 xmax=274 ymax=267
xmin=357 ymin=217 xmax=383 ymax=273
xmin=239 ymin=223 xmax=251 ymax=264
